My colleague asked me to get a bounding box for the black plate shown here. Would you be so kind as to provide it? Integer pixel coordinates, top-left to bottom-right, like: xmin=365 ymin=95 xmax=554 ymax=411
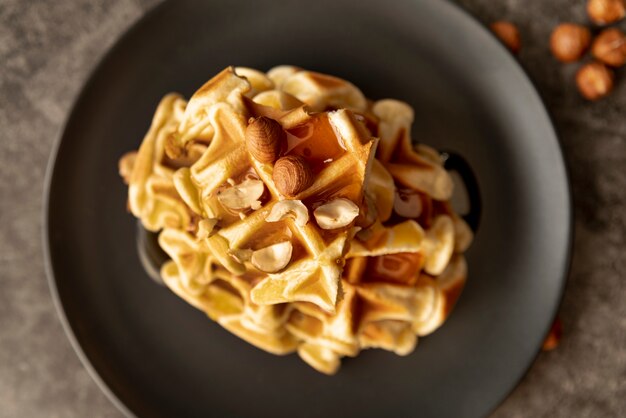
xmin=44 ymin=0 xmax=572 ymax=417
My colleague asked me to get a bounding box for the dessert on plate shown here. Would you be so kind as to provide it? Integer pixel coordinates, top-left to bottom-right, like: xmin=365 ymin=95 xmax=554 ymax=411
xmin=119 ymin=66 xmax=472 ymax=374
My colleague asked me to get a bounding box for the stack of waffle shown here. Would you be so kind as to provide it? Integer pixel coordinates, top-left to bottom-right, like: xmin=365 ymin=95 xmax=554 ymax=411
xmin=119 ymin=66 xmax=472 ymax=374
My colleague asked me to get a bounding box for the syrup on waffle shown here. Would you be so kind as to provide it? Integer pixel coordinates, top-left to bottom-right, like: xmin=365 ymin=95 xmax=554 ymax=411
xmin=119 ymin=65 xmax=472 ymax=375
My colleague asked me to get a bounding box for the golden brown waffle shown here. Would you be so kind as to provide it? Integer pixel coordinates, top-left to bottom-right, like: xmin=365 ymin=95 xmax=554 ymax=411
xmin=119 ymin=66 xmax=472 ymax=375
xmin=168 ymin=67 xmax=377 ymax=313
xmin=159 ymin=227 xmax=298 ymax=354
xmin=280 ymin=96 xmax=473 ymax=373
xmin=286 ymin=253 xmax=468 ymax=374
xmin=373 ymin=99 xmax=454 ymax=201
xmin=120 ymin=94 xmax=205 ymax=232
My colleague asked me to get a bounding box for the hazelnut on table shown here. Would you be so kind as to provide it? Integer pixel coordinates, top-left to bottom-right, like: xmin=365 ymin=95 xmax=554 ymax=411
xmin=587 ymin=0 xmax=626 ymax=25
xmin=542 ymin=318 xmax=563 ymax=351
xmin=550 ymin=24 xmax=592 ymax=63
xmin=576 ymin=61 xmax=615 ymax=100
xmin=592 ymin=28 xmax=626 ymax=67
xmin=490 ymin=21 xmax=521 ymax=54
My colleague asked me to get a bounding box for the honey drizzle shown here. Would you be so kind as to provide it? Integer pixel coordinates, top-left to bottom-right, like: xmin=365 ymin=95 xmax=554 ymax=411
xmin=284 ymin=113 xmax=346 ymax=174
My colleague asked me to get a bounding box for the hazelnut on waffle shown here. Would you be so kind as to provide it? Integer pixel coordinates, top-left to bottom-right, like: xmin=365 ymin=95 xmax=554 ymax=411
xmin=282 ymin=98 xmax=473 ymax=374
xmin=119 ymin=66 xmax=473 ymax=375
xmin=285 ymin=201 xmax=470 ymax=374
xmin=168 ymin=67 xmax=377 ymax=313
xmin=287 ymin=235 xmax=469 ymax=374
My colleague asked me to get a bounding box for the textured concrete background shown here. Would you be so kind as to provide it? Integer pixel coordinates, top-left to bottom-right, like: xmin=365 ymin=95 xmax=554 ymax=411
xmin=1 ymin=0 xmax=625 ymax=417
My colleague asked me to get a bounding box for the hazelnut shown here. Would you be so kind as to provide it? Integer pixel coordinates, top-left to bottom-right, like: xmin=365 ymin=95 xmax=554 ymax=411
xmin=490 ymin=21 xmax=521 ymax=54
xmin=266 ymin=200 xmax=309 ymax=226
xmin=393 ymin=189 xmax=422 ymax=219
xmin=245 ymin=116 xmax=285 ymax=163
xmin=587 ymin=0 xmax=626 ymax=25
xmin=550 ymin=24 xmax=592 ymax=63
xmin=272 ymin=155 xmax=313 ymax=197
xmin=592 ymin=28 xmax=626 ymax=67
xmin=251 ymin=241 xmax=293 ymax=273
xmin=217 ymin=179 xmax=265 ymax=210
xmin=542 ymin=318 xmax=563 ymax=351
xmin=313 ymin=198 xmax=360 ymax=230
xmin=576 ymin=61 xmax=615 ymax=100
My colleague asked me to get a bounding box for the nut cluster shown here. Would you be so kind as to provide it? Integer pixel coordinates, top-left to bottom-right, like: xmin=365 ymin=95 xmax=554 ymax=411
xmin=245 ymin=116 xmax=314 ymax=197
xmin=492 ymin=2 xmax=626 ymax=102
xmin=547 ymin=3 xmax=626 ymax=101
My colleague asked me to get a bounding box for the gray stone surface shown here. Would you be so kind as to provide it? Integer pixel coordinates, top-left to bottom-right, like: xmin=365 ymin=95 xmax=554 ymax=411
xmin=0 ymin=0 xmax=624 ymax=417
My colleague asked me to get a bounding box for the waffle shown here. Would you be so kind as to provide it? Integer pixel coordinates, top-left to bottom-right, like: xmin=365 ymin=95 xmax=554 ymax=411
xmin=373 ymin=99 xmax=454 ymax=201
xmin=288 ymin=250 xmax=468 ymax=374
xmin=168 ymin=67 xmax=377 ymax=313
xmin=280 ymin=96 xmax=473 ymax=373
xmin=159 ymin=227 xmax=298 ymax=354
xmin=119 ymin=66 xmax=472 ymax=375
xmin=119 ymin=93 xmax=204 ymax=232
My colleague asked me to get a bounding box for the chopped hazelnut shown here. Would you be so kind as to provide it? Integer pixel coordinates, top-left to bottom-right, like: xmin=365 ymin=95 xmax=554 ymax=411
xmin=575 ymin=61 xmax=615 ymax=100
xmin=592 ymin=28 xmax=626 ymax=67
xmin=550 ymin=24 xmax=592 ymax=63
xmin=313 ymin=198 xmax=360 ymax=230
xmin=251 ymin=242 xmax=293 ymax=273
xmin=393 ymin=189 xmax=422 ymax=219
xmin=266 ymin=200 xmax=309 ymax=226
xmin=217 ymin=179 xmax=264 ymax=210
xmin=490 ymin=21 xmax=521 ymax=54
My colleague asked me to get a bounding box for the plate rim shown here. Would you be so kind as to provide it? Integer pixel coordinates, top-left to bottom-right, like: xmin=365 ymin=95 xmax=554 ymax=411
xmin=41 ymin=2 xmax=171 ymax=417
xmin=41 ymin=0 xmax=574 ymax=417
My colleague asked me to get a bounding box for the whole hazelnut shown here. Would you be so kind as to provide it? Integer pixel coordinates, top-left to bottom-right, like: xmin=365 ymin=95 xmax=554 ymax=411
xmin=550 ymin=24 xmax=592 ymax=63
xmin=542 ymin=318 xmax=563 ymax=351
xmin=592 ymin=28 xmax=626 ymax=67
xmin=245 ymin=116 xmax=285 ymax=164
xmin=490 ymin=21 xmax=521 ymax=54
xmin=575 ymin=61 xmax=615 ymax=100
xmin=587 ymin=0 xmax=626 ymax=25
xmin=272 ymin=155 xmax=313 ymax=197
